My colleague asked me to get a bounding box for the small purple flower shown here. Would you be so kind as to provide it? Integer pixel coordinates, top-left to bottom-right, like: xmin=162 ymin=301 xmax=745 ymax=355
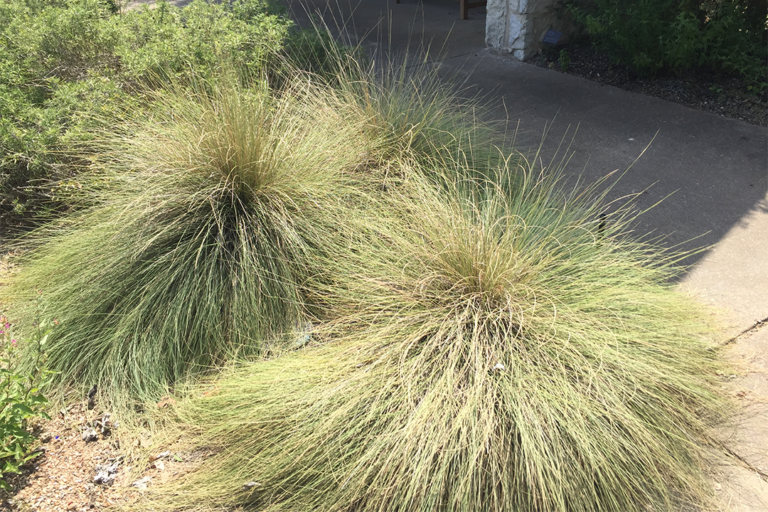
xmin=3 ymin=323 xmax=9 ymax=329
xmin=0 ymin=330 xmax=4 ymax=335
xmin=10 ymin=339 xmax=17 ymax=346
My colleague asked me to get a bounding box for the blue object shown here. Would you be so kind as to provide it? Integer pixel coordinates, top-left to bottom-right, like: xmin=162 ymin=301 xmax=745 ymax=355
xmin=543 ymin=30 xmax=562 ymax=45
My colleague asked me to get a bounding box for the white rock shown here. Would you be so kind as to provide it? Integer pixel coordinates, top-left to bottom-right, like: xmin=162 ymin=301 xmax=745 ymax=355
xmin=81 ymin=427 xmax=98 ymax=442
xmin=132 ymin=476 xmax=152 ymax=490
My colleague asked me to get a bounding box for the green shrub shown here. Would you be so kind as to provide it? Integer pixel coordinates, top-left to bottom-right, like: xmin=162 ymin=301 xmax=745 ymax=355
xmin=0 ymin=0 xmax=124 ymax=213
xmin=0 ymin=0 xmax=291 ymax=218
xmin=113 ymin=0 xmax=289 ymax=80
xmin=149 ymin=162 xmax=726 ymax=512
xmin=568 ymin=0 xmax=767 ymax=89
xmin=5 ymin=71 xmax=377 ymax=413
xmin=0 ymin=313 xmax=53 ymax=492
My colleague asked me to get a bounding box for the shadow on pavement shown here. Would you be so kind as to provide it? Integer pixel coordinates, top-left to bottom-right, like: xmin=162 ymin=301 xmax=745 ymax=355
xmin=288 ymin=0 xmax=768 ymax=329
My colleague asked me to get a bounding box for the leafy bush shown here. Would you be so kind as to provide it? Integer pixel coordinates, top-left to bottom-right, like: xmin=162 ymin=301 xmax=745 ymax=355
xmin=0 ymin=0 xmax=291 ymax=217
xmin=112 ymin=0 xmax=290 ymax=80
xmin=5 ymin=71 xmax=378 ymax=412
xmin=0 ymin=314 xmax=53 ymax=492
xmin=150 ymin=161 xmax=726 ymax=512
xmin=568 ymin=0 xmax=767 ymax=89
xmin=4 ymin=19 xmax=505 ymax=415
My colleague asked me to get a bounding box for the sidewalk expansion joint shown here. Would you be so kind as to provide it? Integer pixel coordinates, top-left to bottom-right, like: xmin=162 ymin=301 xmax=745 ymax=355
xmin=722 ymin=316 xmax=768 ymax=347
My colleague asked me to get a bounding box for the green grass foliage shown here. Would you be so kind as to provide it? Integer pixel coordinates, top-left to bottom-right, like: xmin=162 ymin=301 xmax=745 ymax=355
xmin=273 ymin=23 xmax=504 ymax=173
xmin=5 ymin=72 xmax=376 ymax=408
xmin=334 ymin=52 xmax=502 ymax=172
xmin=2 ymin=7 xmax=728 ymax=507
xmin=4 ymin=24 xmax=504 ymax=411
xmin=152 ymin=162 xmax=725 ymax=512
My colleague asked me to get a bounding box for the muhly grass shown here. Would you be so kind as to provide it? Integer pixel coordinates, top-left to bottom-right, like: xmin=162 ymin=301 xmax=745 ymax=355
xmin=4 ymin=72 xmax=380 ymax=412
xmin=146 ymin=162 xmax=726 ymax=512
xmin=338 ymin=54 xmax=502 ymax=169
xmin=280 ymin=22 xmax=507 ymax=175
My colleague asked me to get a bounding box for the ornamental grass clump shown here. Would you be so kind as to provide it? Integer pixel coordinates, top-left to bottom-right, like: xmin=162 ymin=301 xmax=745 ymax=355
xmin=5 ymin=72 xmax=375 ymax=409
xmin=338 ymin=56 xmax=499 ymax=169
xmin=151 ymin=162 xmax=725 ymax=512
xmin=282 ymin=24 xmax=504 ymax=174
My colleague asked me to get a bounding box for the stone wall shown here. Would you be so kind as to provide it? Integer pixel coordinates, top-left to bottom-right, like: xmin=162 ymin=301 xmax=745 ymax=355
xmin=485 ymin=0 xmax=572 ymax=60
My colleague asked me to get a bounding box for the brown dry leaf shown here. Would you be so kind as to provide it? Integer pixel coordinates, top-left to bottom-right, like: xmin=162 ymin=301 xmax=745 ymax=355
xmin=156 ymin=396 xmax=176 ymax=408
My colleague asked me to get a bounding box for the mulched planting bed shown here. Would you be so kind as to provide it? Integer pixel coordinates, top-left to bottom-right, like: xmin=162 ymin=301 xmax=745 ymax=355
xmin=528 ymin=42 xmax=767 ymax=127
xmin=2 ymin=403 xmax=127 ymax=512
xmin=0 ymin=400 xmax=211 ymax=511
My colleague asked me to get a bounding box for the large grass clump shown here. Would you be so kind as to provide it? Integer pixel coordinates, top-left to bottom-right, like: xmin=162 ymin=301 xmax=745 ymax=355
xmin=5 ymin=72 xmax=376 ymax=408
xmin=336 ymin=55 xmax=499 ymax=168
xmin=151 ymin=162 xmax=725 ymax=512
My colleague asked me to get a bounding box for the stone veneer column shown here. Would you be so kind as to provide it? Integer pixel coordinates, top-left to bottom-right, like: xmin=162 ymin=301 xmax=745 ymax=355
xmin=485 ymin=0 xmax=570 ymax=60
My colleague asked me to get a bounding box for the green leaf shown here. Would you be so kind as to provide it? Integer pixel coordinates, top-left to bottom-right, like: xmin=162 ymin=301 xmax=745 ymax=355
xmin=11 ymin=403 xmax=33 ymax=415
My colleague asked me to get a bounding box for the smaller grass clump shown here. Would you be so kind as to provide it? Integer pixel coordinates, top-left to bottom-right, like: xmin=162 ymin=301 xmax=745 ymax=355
xmin=283 ymin=24 xmax=506 ymax=177
xmin=149 ymin=162 xmax=726 ymax=512
xmin=4 ymin=71 xmax=376 ymax=410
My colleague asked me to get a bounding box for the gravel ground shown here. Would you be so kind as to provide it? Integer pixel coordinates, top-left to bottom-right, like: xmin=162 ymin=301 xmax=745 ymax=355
xmin=2 ymin=403 xmax=129 ymax=512
xmin=0 ymin=398 xmax=208 ymax=512
xmin=0 ymin=256 xmax=128 ymax=511
xmin=528 ymin=42 xmax=767 ymax=127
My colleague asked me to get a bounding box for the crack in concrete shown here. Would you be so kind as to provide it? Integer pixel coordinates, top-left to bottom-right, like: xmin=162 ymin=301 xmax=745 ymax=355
xmin=707 ymin=434 xmax=768 ymax=483
xmin=710 ymin=315 xmax=768 ymax=490
xmin=723 ymin=316 xmax=768 ymax=346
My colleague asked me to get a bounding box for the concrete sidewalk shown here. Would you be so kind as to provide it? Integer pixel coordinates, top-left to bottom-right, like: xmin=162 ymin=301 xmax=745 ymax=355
xmin=438 ymin=53 xmax=768 ymax=334
xmin=288 ymin=0 xmax=767 ymax=334
xmin=288 ymin=1 xmax=768 ymax=509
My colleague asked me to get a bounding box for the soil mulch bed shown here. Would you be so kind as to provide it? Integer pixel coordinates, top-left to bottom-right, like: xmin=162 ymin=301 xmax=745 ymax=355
xmin=0 ymin=398 xmax=209 ymax=511
xmin=1 ymin=403 xmax=128 ymax=512
xmin=528 ymin=42 xmax=767 ymax=127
